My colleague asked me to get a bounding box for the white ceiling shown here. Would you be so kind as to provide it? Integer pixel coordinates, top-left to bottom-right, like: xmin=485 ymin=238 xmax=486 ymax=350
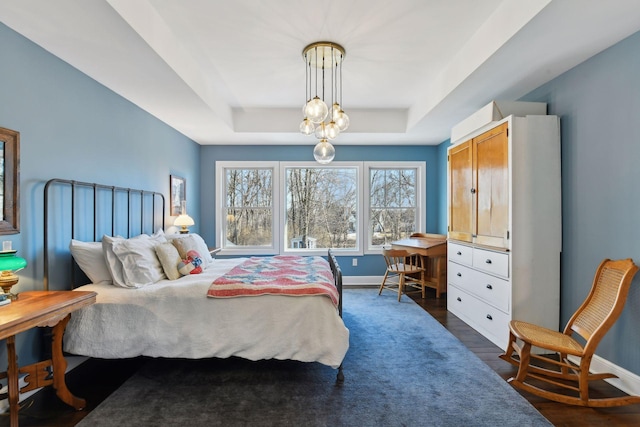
xmin=2 ymin=0 xmax=640 ymax=146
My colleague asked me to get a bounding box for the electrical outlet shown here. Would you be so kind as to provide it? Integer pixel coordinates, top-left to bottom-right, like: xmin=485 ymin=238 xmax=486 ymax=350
xmin=352 ymin=258 xmax=358 ymax=267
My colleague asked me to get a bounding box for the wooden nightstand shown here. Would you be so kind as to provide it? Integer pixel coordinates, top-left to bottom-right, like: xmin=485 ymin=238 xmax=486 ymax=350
xmin=0 ymin=291 xmax=96 ymax=427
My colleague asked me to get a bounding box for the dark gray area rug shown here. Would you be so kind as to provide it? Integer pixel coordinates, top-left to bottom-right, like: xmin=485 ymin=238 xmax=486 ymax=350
xmin=76 ymin=289 xmax=551 ymax=426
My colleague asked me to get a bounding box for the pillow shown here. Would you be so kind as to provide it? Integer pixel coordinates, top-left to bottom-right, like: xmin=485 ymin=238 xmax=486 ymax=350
xmin=69 ymin=240 xmax=112 ymax=284
xmin=102 ymin=235 xmax=127 ymax=287
xmin=165 ymin=232 xmax=214 ymax=267
xmin=155 ymin=242 xmax=182 ymax=280
xmin=177 ymin=250 xmax=203 ymax=275
xmin=111 ymin=232 xmax=167 ymax=288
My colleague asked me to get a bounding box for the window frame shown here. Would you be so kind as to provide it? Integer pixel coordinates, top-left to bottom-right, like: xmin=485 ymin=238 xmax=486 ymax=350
xmin=215 ymin=161 xmax=280 ymax=256
xmin=280 ymin=161 xmax=362 ymax=257
xmin=363 ymin=161 xmax=426 ymax=254
xmin=215 ymin=160 xmax=425 ymax=257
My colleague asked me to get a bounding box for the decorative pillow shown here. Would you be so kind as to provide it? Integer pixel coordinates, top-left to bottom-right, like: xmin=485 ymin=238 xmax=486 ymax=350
xmin=165 ymin=232 xmax=213 ymax=267
xmin=155 ymin=242 xmax=182 ymax=280
xmin=177 ymin=250 xmax=203 ymax=275
xmin=69 ymin=240 xmax=112 ymax=284
xmin=112 ymin=232 xmax=167 ymax=288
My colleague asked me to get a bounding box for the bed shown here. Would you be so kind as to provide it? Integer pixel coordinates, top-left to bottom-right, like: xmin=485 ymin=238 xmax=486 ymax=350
xmin=43 ymin=179 xmax=348 ymax=380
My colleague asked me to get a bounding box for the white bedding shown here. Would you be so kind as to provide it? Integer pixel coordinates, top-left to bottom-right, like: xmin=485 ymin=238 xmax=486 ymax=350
xmin=64 ymin=258 xmax=349 ymax=369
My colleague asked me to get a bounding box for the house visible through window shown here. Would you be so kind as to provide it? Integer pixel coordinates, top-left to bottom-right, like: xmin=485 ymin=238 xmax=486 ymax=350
xmin=368 ymin=167 xmax=418 ymax=248
xmin=216 ymin=161 xmax=425 ymax=256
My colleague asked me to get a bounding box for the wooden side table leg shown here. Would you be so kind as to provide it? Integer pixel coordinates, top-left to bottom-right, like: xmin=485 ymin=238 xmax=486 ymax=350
xmin=7 ymin=335 xmax=19 ymax=427
xmin=51 ymin=315 xmax=86 ymax=410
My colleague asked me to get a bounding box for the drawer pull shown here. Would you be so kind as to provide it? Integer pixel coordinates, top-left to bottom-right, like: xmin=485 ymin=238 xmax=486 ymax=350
xmin=457 ymin=272 xmax=462 ymax=277
xmin=456 ymin=297 xmax=462 ymax=302
xmin=485 ymin=259 xmax=492 ymax=264
xmin=486 ymin=284 xmax=493 ymax=290
xmin=457 ymin=251 xmax=462 ymax=256
xmin=486 ymin=314 xmax=493 ymax=320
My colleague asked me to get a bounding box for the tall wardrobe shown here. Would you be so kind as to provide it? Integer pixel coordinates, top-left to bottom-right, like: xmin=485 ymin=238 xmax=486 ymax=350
xmin=446 ymin=101 xmax=561 ymax=350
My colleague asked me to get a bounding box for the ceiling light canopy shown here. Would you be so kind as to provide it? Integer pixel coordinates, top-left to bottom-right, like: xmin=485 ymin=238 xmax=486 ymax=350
xmin=300 ymin=42 xmax=348 ymax=163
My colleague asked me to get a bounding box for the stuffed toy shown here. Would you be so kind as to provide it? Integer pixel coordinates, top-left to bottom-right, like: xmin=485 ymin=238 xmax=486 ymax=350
xmin=178 ymin=250 xmax=203 ymax=275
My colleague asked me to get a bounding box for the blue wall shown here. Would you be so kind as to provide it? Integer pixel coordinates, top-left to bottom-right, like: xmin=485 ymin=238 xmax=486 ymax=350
xmin=520 ymin=31 xmax=640 ymax=374
xmin=200 ymin=144 xmax=443 ymax=276
xmin=4 ymin=15 xmax=640 ymax=379
xmin=0 ymin=23 xmax=200 ymax=366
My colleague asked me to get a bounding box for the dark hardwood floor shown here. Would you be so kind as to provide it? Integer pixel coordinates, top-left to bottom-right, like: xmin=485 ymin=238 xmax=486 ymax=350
xmin=2 ymin=289 xmax=640 ymax=426
xmin=409 ymin=290 xmax=640 ymax=427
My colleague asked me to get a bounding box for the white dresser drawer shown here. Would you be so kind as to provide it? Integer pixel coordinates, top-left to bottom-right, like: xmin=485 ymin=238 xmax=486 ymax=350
xmin=448 ymin=285 xmax=511 ymax=349
xmin=471 ymin=271 xmax=511 ymax=313
xmin=448 ymin=242 xmax=472 ymax=266
xmin=448 ymin=261 xmax=511 ymax=312
xmin=472 ymin=247 xmax=509 ymax=278
xmin=447 ymin=261 xmax=474 ymax=288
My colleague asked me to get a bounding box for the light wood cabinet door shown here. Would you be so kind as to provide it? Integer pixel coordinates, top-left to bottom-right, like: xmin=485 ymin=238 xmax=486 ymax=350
xmin=473 ymin=122 xmax=508 ymax=247
xmin=448 ymin=140 xmax=473 ymax=242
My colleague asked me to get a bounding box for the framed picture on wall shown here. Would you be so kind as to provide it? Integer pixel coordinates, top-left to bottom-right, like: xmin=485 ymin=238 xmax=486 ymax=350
xmin=170 ymin=175 xmax=186 ymax=216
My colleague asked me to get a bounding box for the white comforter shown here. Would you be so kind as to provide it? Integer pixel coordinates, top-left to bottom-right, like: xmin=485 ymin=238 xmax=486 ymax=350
xmin=64 ymin=258 xmax=349 ymax=368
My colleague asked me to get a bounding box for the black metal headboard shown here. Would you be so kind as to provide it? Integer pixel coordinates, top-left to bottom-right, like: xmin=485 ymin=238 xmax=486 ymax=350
xmin=43 ymin=178 xmax=165 ymax=290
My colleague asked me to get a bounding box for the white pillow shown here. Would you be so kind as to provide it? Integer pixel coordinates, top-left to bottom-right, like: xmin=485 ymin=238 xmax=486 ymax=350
xmin=164 ymin=232 xmax=214 ymax=267
xmin=110 ymin=232 xmax=167 ymax=288
xmin=69 ymin=240 xmax=112 ymax=284
xmin=102 ymin=235 xmax=127 ymax=287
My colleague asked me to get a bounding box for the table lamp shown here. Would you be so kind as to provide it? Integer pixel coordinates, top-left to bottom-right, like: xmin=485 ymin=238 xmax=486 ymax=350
xmin=0 ymin=251 xmax=27 ymax=300
xmin=174 ymin=214 xmax=194 ymax=234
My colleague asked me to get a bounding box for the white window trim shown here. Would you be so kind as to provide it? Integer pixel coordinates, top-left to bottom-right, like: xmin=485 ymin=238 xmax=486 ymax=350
xmin=215 ymin=161 xmax=280 ymax=256
xmin=215 ymin=160 xmax=425 ymax=257
xmin=280 ymin=161 xmax=363 ymax=257
xmin=363 ymin=161 xmax=426 ymax=255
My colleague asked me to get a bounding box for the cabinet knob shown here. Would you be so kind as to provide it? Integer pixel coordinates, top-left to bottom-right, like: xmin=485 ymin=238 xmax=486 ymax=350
xmin=457 ymin=272 xmax=462 ymax=277
xmin=456 ymin=251 xmax=462 ymax=256
xmin=485 ymin=259 xmax=492 ymax=264
xmin=457 ymin=297 xmax=462 ymax=302
xmin=486 ymin=314 xmax=493 ymax=320
xmin=470 ymin=188 xmax=476 ymax=194
xmin=486 ymin=284 xmax=493 ymax=290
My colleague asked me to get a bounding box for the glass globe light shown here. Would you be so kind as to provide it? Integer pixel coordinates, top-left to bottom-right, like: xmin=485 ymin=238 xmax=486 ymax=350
xmin=332 ymin=103 xmax=341 ymax=120
xmin=314 ymin=122 xmax=328 ymax=139
xmin=305 ymin=96 xmax=328 ymax=124
xmin=335 ymin=109 xmax=350 ymax=131
xmin=326 ymin=121 xmax=340 ymax=139
xmin=313 ymin=139 xmax=335 ymax=164
xmin=299 ymin=118 xmax=315 ymax=135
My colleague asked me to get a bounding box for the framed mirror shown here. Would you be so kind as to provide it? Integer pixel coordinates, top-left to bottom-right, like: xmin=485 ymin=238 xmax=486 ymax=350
xmin=0 ymin=127 xmax=20 ymax=234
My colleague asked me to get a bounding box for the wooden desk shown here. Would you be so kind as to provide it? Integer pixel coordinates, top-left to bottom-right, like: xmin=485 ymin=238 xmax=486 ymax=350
xmin=391 ymin=237 xmax=448 ymax=298
xmin=0 ymin=291 xmax=96 ymax=427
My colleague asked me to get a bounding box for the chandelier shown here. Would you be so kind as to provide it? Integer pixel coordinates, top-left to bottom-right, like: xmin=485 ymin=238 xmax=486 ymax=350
xmin=299 ymin=42 xmax=349 ymax=164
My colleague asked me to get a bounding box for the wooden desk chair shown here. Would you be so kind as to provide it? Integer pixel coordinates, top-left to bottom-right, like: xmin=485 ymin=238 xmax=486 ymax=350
xmin=500 ymin=258 xmax=640 ymax=407
xmin=409 ymin=233 xmax=447 ymax=298
xmin=378 ymin=248 xmax=425 ymax=301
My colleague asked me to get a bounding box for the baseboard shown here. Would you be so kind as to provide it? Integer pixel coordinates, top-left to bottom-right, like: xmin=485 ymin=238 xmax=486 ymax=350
xmin=568 ymin=354 xmax=640 ymax=396
xmin=343 ymin=275 xmax=381 ymax=287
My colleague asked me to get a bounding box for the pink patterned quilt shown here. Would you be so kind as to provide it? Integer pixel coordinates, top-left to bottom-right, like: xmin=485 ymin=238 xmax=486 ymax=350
xmin=207 ymin=255 xmax=339 ymax=306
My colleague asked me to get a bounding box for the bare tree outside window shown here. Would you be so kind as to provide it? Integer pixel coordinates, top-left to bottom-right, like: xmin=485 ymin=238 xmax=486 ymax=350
xmin=225 ymin=168 xmax=273 ymax=247
xmin=285 ymin=167 xmax=357 ymax=250
xmin=369 ymin=168 xmax=417 ymax=246
xmin=217 ymin=161 xmax=424 ymax=255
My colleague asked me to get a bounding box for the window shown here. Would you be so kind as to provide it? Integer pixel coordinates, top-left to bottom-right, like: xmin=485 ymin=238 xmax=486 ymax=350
xmin=216 ymin=161 xmax=425 ymax=256
xmin=366 ymin=165 xmax=423 ymax=250
xmin=283 ymin=164 xmax=359 ymax=253
xmin=216 ymin=162 xmax=279 ymax=255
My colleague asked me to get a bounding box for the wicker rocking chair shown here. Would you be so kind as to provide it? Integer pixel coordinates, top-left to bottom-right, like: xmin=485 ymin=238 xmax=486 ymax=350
xmin=500 ymin=258 xmax=640 ymax=407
